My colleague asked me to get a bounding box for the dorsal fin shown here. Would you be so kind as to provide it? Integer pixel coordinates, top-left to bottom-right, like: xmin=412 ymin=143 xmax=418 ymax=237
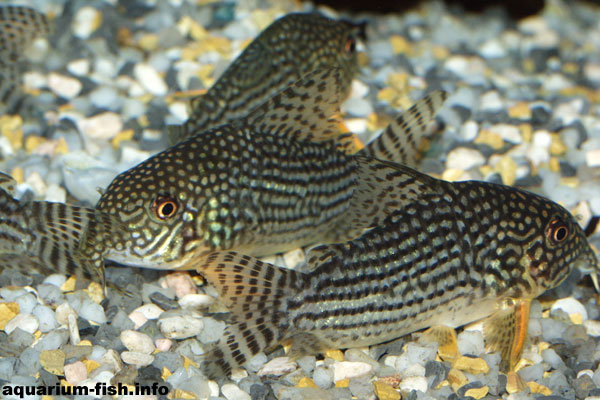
xmin=360 ymin=90 xmax=449 ymax=167
xmin=244 ymin=67 xmax=347 ymax=144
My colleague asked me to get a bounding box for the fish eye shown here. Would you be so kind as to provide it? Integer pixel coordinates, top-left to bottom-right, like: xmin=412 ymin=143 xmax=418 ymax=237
xmin=547 ymin=218 xmax=569 ymax=244
xmin=344 ymin=37 xmax=356 ymax=54
xmin=152 ymin=195 xmax=178 ymax=220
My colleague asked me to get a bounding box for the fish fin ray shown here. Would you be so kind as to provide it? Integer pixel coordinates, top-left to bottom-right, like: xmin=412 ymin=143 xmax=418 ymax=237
xmin=360 ymin=90 xmax=449 ymax=167
xmin=195 ymin=251 xmax=299 ymax=377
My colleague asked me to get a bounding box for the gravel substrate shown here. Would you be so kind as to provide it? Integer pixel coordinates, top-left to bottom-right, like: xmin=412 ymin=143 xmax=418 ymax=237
xmin=1 ymin=0 xmax=600 ymax=399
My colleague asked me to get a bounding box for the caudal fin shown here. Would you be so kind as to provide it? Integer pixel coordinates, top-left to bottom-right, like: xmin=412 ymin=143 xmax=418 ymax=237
xmin=360 ymin=90 xmax=448 ymax=168
xmin=194 ymin=251 xmax=300 ymax=377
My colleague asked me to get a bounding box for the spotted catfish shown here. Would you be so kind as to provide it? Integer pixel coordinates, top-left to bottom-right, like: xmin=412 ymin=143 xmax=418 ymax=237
xmin=94 ymin=68 xmax=448 ymax=271
xmin=195 ymin=162 xmax=598 ymax=376
xmin=169 ymin=12 xmax=366 ymax=144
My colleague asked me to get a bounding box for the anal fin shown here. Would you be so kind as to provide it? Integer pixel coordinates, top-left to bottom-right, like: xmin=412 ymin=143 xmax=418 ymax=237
xmin=483 ymin=298 xmax=531 ymax=371
xmin=421 ymin=325 xmax=459 ymax=363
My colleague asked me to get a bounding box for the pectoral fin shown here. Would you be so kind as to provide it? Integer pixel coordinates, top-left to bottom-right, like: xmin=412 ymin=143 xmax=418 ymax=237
xmin=483 ymin=298 xmax=531 ymax=371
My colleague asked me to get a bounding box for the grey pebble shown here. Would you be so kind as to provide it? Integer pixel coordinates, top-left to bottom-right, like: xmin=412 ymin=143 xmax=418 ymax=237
xmin=0 ymin=358 xmax=17 ymax=381
xmin=34 ymin=329 xmax=68 ymax=352
xmin=17 ymin=347 xmax=40 ymax=376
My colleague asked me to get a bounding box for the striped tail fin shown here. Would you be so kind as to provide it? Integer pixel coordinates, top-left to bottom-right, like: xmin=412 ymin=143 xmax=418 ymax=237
xmin=195 ymin=251 xmax=300 ymax=377
xmin=360 ymin=90 xmax=448 ymax=167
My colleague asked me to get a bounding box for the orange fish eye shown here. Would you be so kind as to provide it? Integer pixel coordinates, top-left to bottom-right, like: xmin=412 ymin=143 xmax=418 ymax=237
xmin=547 ymin=219 xmax=569 ymax=243
xmin=344 ymin=37 xmax=356 ymax=54
xmin=152 ymin=195 xmax=178 ymax=220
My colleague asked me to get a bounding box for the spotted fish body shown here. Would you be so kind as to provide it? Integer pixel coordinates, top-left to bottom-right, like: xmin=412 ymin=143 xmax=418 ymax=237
xmin=196 ymin=164 xmax=598 ymax=377
xmin=0 ymin=5 xmax=50 ymax=112
xmin=0 ymin=174 xmax=125 ymax=286
xmin=170 ymin=12 xmax=366 ymax=144
xmin=95 ymin=68 xmax=447 ymax=271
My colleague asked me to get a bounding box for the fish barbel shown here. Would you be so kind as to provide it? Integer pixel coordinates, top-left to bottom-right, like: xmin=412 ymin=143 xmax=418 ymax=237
xmin=169 ymin=12 xmax=366 ymax=144
xmin=94 ymin=68 xmax=447 ymax=270
xmin=196 ymin=162 xmax=598 ymax=377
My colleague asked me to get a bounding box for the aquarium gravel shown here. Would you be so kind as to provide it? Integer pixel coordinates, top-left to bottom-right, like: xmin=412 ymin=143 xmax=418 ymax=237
xmin=0 ymin=0 xmax=599 ymax=399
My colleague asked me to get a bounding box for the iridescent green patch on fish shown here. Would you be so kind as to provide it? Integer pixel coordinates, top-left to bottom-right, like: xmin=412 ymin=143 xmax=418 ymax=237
xmin=193 ymin=164 xmax=598 ymax=377
xmin=95 ymin=68 xmax=447 ymax=271
xmin=0 ymin=5 xmax=50 ymax=112
xmin=169 ymin=12 xmax=366 ymax=144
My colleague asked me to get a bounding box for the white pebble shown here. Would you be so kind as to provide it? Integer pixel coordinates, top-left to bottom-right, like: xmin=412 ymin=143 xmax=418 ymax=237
xmin=158 ymin=315 xmax=203 ymax=339
xmin=584 ymin=320 xmax=600 ymax=337
xmin=127 ymin=311 xmax=148 ymax=330
xmin=120 ymin=330 xmax=155 ymax=354
xmin=332 ymin=361 xmax=373 ymax=382
xmin=55 ymin=302 xmax=78 ymax=326
xmin=282 ymin=248 xmax=306 ymax=270
xmin=446 ymin=147 xmax=486 ymax=170
xmin=121 ymin=351 xmax=154 ymax=367
xmin=78 ymin=300 xmax=106 ymax=324
xmin=64 ymin=361 xmax=87 ymax=385
xmin=78 ymin=112 xmax=123 ymax=141
xmin=457 ymin=330 xmax=485 ymax=356
xmin=48 ymin=73 xmax=82 ymax=99
xmin=5 ymin=313 xmax=38 ymax=334
xmin=155 ymin=338 xmax=173 ymax=352
xmin=72 ymin=6 xmax=102 ymax=39
xmin=132 ymin=304 xmax=164 ymax=320
xmin=459 ymin=120 xmax=479 ymax=141
xmin=586 ymin=149 xmax=600 ymax=167
xmin=178 ymin=294 xmax=214 ymax=308
xmin=551 ymin=297 xmax=587 ymax=321
xmin=100 ymin=349 xmax=123 ymax=373
xmin=479 ymin=91 xmax=504 ymax=112
xmin=32 ymin=305 xmax=58 ymax=332
xmin=399 ymin=376 xmax=428 ymax=393
xmin=44 ymin=184 xmax=66 ymax=203
xmin=490 ymin=124 xmax=522 ymax=144
xmin=134 ymin=63 xmax=168 ymax=96
xmin=221 ymin=383 xmax=251 ymax=400
xmin=245 ymin=353 xmax=268 ymax=372
xmin=16 ymin=293 xmax=38 ymax=314
xmin=67 ymin=59 xmax=90 ymax=76
xmin=401 ymin=364 xmax=426 ymax=378
xmin=342 ymin=98 xmax=374 ymax=118
xmin=257 ymin=357 xmax=297 ymax=377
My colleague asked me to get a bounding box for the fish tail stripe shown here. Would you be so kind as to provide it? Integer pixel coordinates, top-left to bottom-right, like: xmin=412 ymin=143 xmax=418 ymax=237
xmin=361 ymin=90 xmax=449 ymax=167
xmin=195 ymin=251 xmax=297 ymax=377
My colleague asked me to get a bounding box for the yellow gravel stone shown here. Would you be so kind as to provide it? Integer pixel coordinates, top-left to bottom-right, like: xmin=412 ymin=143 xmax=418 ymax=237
xmin=506 ymin=371 xmax=527 ymax=394
xmin=570 ymin=312 xmax=583 ymax=325
xmin=82 ymin=359 xmax=100 ymax=374
xmin=465 ymin=386 xmax=489 ymax=399
xmin=0 ymin=115 xmax=23 ymax=151
xmin=78 ymin=340 xmax=92 ymax=346
xmin=336 ymin=378 xmax=349 ymax=388
xmin=560 ymin=177 xmax=579 ymax=188
xmin=508 ymin=102 xmax=532 ymax=119
xmin=40 ymin=350 xmax=66 ymax=375
xmin=520 ymin=124 xmax=533 ymax=142
xmin=432 ymin=45 xmax=450 ymax=59
xmin=550 ymin=134 xmax=567 ymax=156
xmin=250 ymin=9 xmax=277 ymax=31
xmin=55 ymin=137 xmax=69 ymax=155
xmin=25 ymin=135 xmax=48 ymax=153
xmin=442 ymin=168 xmax=467 ymax=182
xmin=373 ymin=381 xmax=401 ymax=400
xmin=34 ymin=330 xmax=42 ymax=340
xmin=377 ymin=87 xmax=397 ymax=103
xmin=61 ymin=276 xmax=76 ymax=292
xmin=10 ymin=167 xmax=24 ymax=185
xmin=183 ymin=356 xmax=198 ymax=370
xmin=454 ymin=356 xmax=489 ymax=375
xmin=0 ymin=303 xmax=18 ymax=330
xmin=563 ymin=62 xmax=579 ymax=74
xmin=86 ymin=282 xmax=104 ymax=304
xmin=297 ymin=377 xmax=318 ymax=389
xmin=497 ymin=156 xmax=517 ymax=186
xmin=522 ymin=58 xmax=535 ymax=73
xmin=390 ymin=35 xmax=410 ymax=54
xmin=357 ymin=52 xmax=370 ymax=67
xmin=174 ymin=389 xmax=197 ymax=399
xmin=448 ymin=368 xmax=469 ymax=391
xmin=549 ymin=157 xmax=561 ymax=172
xmin=138 ymin=33 xmax=159 ymax=51
xmin=162 ymin=366 xmax=172 ymax=380
xmin=325 ymin=349 xmax=344 ymax=361
xmin=528 ymin=381 xmax=552 ymax=395
xmin=475 ymin=129 xmax=504 ymax=150
xmin=137 ymin=114 xmax=150 ymax=128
